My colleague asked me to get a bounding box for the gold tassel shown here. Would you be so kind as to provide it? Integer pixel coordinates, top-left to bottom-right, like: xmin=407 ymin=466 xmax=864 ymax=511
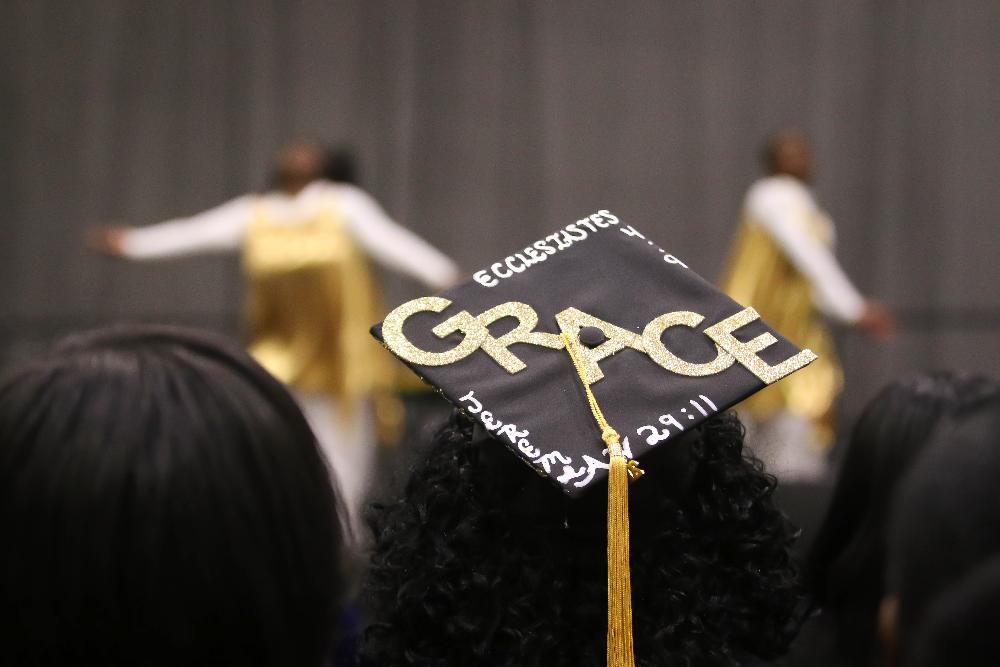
xmin=605 ymin=431 xmax=634 ymax=667
xmin=561 ymin=333 xmax=638 ymax=667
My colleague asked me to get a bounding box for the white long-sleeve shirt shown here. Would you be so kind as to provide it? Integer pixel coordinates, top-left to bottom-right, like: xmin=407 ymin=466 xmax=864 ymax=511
xmin=743 ymin=176 xmax=866 ymax=324
xmin=120 ymin=181 xmax=460 ymax=290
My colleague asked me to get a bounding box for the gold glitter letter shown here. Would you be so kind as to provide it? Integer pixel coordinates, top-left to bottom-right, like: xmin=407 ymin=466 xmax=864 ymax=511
xmin=555 ymin=307 xmax=644 ymax=384
xmin=381 ymin=297 xmax=486 ymax=366
xmin=641 ymin=311 xmax=735 ymax=376
xmin=434 ymin=301 xmax=563 ymax=374
xmin=704 ymin=307 xmax=817 ymax=384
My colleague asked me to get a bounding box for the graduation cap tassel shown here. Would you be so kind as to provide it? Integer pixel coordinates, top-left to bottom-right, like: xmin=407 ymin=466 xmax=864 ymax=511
xmin=561 ymin=333 xmax=636 ymax=667
xmin=605 ymin=432 xmax=635 ymax=667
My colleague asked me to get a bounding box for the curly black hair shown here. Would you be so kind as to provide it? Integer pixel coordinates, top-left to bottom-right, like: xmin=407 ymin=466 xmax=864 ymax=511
xmin=360 ymin=409 xmax=803 ymax=666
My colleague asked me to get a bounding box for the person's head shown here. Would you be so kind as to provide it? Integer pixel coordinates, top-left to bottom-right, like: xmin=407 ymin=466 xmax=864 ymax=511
xmin=272 ymin=141 xmax=328 ymax=194
xmin=806 ymin=372 xmax=998 ymax=663
xmin=906 ymin=556 xmax=1000 ymax=667
xmin=323 ymin=146 xmax=359 ymax=185
xmin=762 ymin=128 xmax=813 ymax=182
xmin=361 ymin=409 xmax=803 ymax=666
xmin=882 ymin=394 xmax=1000 ymax=665
xmin=0 ymin=325 xmax=346 ymax=667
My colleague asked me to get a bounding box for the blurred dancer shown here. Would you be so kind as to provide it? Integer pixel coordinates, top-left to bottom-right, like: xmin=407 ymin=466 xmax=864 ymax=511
xmin=90 ymin=142 xmax=460 ymax=529
xmin=720 ymin=128 xmax=894 ymax=481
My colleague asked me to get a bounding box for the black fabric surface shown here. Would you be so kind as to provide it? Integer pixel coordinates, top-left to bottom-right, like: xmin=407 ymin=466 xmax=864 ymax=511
xmin=374 ymin=213 xmax=812 ymax=497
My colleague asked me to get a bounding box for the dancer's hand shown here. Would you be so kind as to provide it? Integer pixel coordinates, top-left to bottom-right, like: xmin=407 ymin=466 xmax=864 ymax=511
xmin=857 ymin=301 xmax=896 ymax=341
xmin=86 ymin=226 xmax=128 ymax=256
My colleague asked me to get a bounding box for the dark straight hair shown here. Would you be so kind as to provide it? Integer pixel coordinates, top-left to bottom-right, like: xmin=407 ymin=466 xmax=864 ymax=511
xmin=0 ymin=325 xmax=346 ymax=667
xmin=908 ymin=556 xmax=1000 ymax=667
xmin=806 ymin=372 xmax=998 ymax=665
xmin=889 ymin=394 xmax=1000 ymax=646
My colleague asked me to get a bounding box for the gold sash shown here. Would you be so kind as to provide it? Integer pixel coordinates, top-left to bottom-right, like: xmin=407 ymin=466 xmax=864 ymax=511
xmin=719 ymin=214 xmax=840 ymax=449
xmin=242 ymin=201 xmax=401 ymax=438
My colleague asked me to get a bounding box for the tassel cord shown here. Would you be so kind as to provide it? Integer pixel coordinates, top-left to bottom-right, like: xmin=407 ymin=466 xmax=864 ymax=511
xmin=561 ymin=333 xmax=635 ymax=667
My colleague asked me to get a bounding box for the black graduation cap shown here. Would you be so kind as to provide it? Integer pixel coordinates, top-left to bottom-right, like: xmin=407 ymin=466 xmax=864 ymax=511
xmin=371 ymin=210 xmax=815 ymax=498
xmin=370 ymin=210 xmax=815 ymax=666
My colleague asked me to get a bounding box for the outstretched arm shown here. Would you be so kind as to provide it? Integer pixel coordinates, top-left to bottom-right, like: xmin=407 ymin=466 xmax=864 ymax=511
xmin=336 ymin=185 xmax=460 ymax=290
xmin=748 ymin=181 xmax=895 ymax=339
xmin=91 ymin=196 xmax=252 ymax=260
xmin=748 ymin=182 xmax=866 ymax=324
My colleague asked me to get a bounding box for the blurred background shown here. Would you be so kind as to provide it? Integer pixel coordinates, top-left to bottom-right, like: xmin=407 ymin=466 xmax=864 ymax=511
xmin=2 ymin=0 xmax=998 ymax=446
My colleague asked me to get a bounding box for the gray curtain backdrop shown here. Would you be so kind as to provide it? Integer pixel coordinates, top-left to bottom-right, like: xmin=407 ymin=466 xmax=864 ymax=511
xmin=2 ymin=0 xmax=999 ymax=430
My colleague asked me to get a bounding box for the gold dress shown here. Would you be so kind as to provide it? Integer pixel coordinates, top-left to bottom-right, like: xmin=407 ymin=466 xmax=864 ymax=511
xmin=242 ymin=200 xmax=401 ymax=438
xmin=719 ymin=207 xmax=841 ymax=450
